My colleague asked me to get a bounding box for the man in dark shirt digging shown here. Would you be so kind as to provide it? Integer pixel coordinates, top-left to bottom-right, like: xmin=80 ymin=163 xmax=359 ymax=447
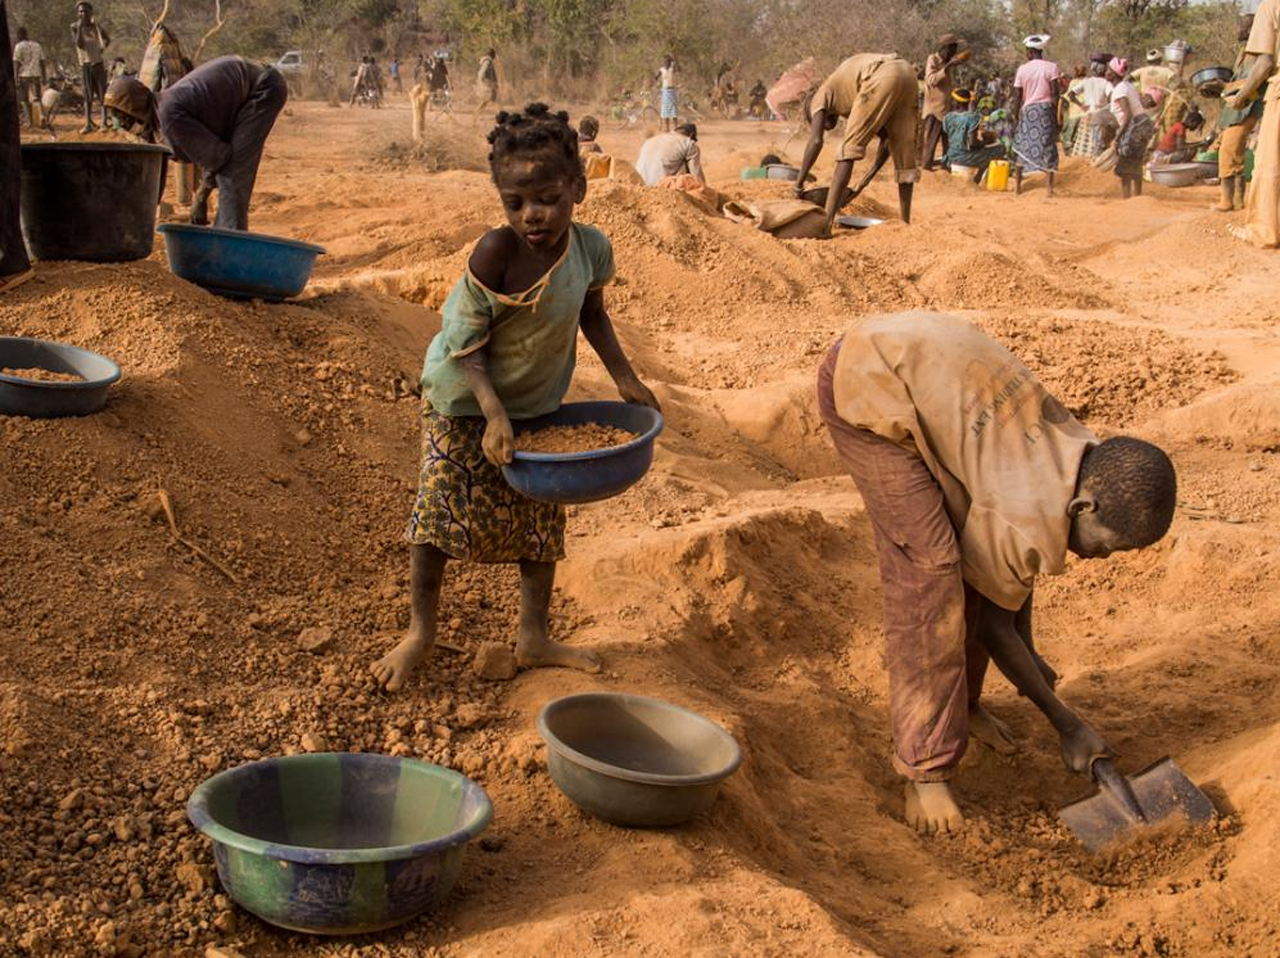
xmin=104 ymin=56 xmax=288 ymax=230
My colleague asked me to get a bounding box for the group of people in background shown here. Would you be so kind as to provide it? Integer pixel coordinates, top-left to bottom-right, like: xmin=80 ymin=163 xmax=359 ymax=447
xmin=913 ymin=18 xmax=1276 ymax=221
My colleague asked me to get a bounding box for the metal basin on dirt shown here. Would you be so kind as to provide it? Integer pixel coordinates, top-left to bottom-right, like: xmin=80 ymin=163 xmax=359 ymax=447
xmin=1149 ymin=163 xmax=1211 ymax=188
xmin=0 ymin=336 xmax=121 ymax=418
xmin=186 ymin=753 xmax=492 ymax=935
xmin=836 ymin=215 xmax=885 ymax=230
xmin=537 ymin=692 xmax=742 ymax=827
xmin=158 ymin=223 xmax=326 ymax=301
xmin=20 ymin=142 xmax=170 ymax=262
xmin=503 ymin=401 xmax=664 ymax=505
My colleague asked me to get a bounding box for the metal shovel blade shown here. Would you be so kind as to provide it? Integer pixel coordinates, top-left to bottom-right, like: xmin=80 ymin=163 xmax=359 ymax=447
xmin=1058 ymin=756 xmax=1215 ymax=853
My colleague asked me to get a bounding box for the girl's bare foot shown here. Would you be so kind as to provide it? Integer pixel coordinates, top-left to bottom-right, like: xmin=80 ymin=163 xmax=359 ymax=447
xmin=515 ymin=627 xmax=601 ymax=673
xmin=905 ymin=781 xmax=964 ymax=835
xmin=969 ymin=701 xmax=1018 ymax=755
xmin=371 ymin=630 xmax=432 ymax=691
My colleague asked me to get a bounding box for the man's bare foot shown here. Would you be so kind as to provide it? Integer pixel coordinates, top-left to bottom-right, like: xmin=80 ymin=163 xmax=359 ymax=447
xmin=370 ymin=630 xmax=432 ymax=692
xmin=969 ymin=701 xmax=1018 ymax=755
xmin=904 ymin=781 xmax=964 ymax=835
xmin=515 ymin=630 xmax=601 ymax=673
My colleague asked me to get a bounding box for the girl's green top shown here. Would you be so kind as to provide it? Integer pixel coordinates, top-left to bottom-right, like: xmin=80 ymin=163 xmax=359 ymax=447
xmin=421 ymin=223 xmax=615 ymax=419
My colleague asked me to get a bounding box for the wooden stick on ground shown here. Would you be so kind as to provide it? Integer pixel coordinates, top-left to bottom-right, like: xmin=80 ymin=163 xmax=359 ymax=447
xmin=156 ymin=488 xmax=240 ymax=583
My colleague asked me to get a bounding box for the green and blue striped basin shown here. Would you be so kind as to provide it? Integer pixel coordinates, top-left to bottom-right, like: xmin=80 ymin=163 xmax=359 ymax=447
xmin=186 ymin=753 xmax=493 ymax=935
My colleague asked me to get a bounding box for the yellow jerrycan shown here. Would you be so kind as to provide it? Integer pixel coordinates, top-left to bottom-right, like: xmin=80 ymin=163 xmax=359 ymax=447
xmin=987 ymin=159 xmax=1010 ymax=192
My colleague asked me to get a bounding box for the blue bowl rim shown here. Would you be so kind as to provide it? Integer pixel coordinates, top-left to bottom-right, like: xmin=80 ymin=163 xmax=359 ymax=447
xmin=537 ymin=691 xmax=742 ymax=787
xmin=0 ymin=336 xmax=122 ymax=390
xmin=510 ymin=401 xmax=664 ymax=463
xmin=186 ymin=753 xmax=494 ymax=864
xmin=158 ymin=222 xmax=327 ymax=255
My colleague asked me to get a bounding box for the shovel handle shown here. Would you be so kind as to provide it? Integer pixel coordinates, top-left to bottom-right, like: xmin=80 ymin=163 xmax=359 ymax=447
xmin=1092 ymin=758 xmax=1147 ymax=825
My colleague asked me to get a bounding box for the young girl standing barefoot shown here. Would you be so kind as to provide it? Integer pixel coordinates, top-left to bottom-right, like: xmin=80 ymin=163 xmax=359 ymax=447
xmin=372 ymin=104 xmax=660 ymax=692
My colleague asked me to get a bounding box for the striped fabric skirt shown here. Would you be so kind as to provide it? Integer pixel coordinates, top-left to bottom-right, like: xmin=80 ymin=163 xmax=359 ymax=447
xmin=1115 ymin=113 xmax=1154 ymax=179
xmin=660 ymin=87 xmax=678 ymax=119
xmin=1012 ymin=100 xmax=1059 ymax=173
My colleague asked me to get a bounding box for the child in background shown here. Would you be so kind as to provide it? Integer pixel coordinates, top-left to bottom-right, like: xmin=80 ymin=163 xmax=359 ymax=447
xmin=577 ymin=115 xmax=602 ymax=155
xmin=372 ymin=104 xmax=660 ymax=692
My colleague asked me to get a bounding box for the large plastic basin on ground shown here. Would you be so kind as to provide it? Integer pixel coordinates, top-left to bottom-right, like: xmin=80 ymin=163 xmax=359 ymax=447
xmin=0 ymin=336 xmax=121 ymax=417
xmin=537 ymin=692 xmax=742 ymax=827
xmin=503 ymin=401 xmax=664 ymax=504
xmin=20 ymin=142 xmax=170 ymax=262
xmin=186 ymin=753 xmax=492 ymax=935
xmin=158 ymin=223 xmax=326 ymax=301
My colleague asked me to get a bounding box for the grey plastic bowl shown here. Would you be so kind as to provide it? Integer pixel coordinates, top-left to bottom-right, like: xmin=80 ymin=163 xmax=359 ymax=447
xmin=537 ymin=692 xmax=741 ymax=827
xmin=0 ymin=336 xmax=121 ymax=417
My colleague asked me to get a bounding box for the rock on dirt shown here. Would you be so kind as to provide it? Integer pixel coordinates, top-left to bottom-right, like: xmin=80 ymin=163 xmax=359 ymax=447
xmin=297 ymin=625 xmax=333 ymax=652
xmin=472 ymin=641 xmax=517 ymax=681
xmin=301 ymin=731 xmax=328 ymax=752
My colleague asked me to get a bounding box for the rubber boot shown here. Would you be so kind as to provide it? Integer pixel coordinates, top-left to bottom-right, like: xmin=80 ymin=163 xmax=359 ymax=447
xmin=1235 ymin=176 xmax=1248 ymax=211
xmin=1214 ymin=176 xmax=1236 ymax=213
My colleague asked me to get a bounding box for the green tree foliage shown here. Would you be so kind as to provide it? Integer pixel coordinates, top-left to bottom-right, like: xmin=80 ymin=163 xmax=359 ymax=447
xmin=5 ymin=0 xmax=1249 ymax=95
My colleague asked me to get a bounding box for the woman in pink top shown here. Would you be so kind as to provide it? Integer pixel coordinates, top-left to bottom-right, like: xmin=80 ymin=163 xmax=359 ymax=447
xmin=1011 ymin=35 xmax=1062 ymax=196
xmin=1107 ymin=57 xmax=1154 ymax=199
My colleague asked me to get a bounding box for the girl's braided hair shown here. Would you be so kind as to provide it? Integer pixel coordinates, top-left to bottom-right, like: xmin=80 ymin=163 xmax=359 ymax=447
xmin=487 ymin=103 xmax=583 ymax=182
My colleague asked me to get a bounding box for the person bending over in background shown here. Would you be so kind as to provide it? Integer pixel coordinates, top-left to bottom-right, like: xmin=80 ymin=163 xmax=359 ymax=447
xmin=794 ymin=52 xmax=921 ymax=233
xmin=104 ymin=56 xmax=288 ymax=230
xmin=634 ymin=123 xmax=704 ymax=185
xmin=816 ymin=311 xmax=1177 ymax=834
xmin=1 ymin=0 xmax=33 ymax=293
xmin=1150 ymin=108 xmax=1206 ymax=165
xmin=371 ymin=105 xmax=660 ymax=692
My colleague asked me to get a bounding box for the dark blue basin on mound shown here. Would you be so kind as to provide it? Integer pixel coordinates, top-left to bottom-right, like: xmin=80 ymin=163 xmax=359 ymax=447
xmin=158 ymin=223 xmax=325 ymax=302
xmin=503 ymin=401 xmax=664 ymax=505
xmin=0 ymin=336 xmax=121 ymax=417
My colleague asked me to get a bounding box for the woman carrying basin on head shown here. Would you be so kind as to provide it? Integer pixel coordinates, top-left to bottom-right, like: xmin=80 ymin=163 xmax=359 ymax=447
xmin=103 ymin=55 xmax=288 ymax=231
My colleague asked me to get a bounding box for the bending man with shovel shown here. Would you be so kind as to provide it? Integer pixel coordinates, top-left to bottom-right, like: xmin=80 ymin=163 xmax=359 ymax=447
xmin=792 ymin=53 xmax=921 ymax=235
xmin=816 ymin=312 xmax=1189 ymax=839
xmin=104 ymin=56 xmax=288 ymax=231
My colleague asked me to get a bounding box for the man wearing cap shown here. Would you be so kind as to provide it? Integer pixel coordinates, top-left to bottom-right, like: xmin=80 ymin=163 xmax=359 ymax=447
xmin=1229 ymin=0 xmax=1280 ymax=246
xmin=1010 ymin=35 xmax=1062 ymax=197
xmin=921 ymin=34 xmax=968 ymax=171
xmin=793 ymin=52 xmax=921 ymax=234
xmin=103 ymin=55 xmax=288 ymax=230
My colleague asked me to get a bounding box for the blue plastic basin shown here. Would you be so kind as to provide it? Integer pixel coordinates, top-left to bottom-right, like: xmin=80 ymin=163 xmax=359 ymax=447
xmin=158 ymin=223 xmax=325 ymax=302
xmin=0 ymin=336 xmax=121 ymax=418
xmin=503 ymin=401 xmax=664 ymax=505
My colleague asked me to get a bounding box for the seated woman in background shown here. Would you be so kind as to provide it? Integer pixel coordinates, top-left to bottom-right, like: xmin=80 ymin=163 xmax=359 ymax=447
xmin=944 ymin=89 xmax=1006 ymax=183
